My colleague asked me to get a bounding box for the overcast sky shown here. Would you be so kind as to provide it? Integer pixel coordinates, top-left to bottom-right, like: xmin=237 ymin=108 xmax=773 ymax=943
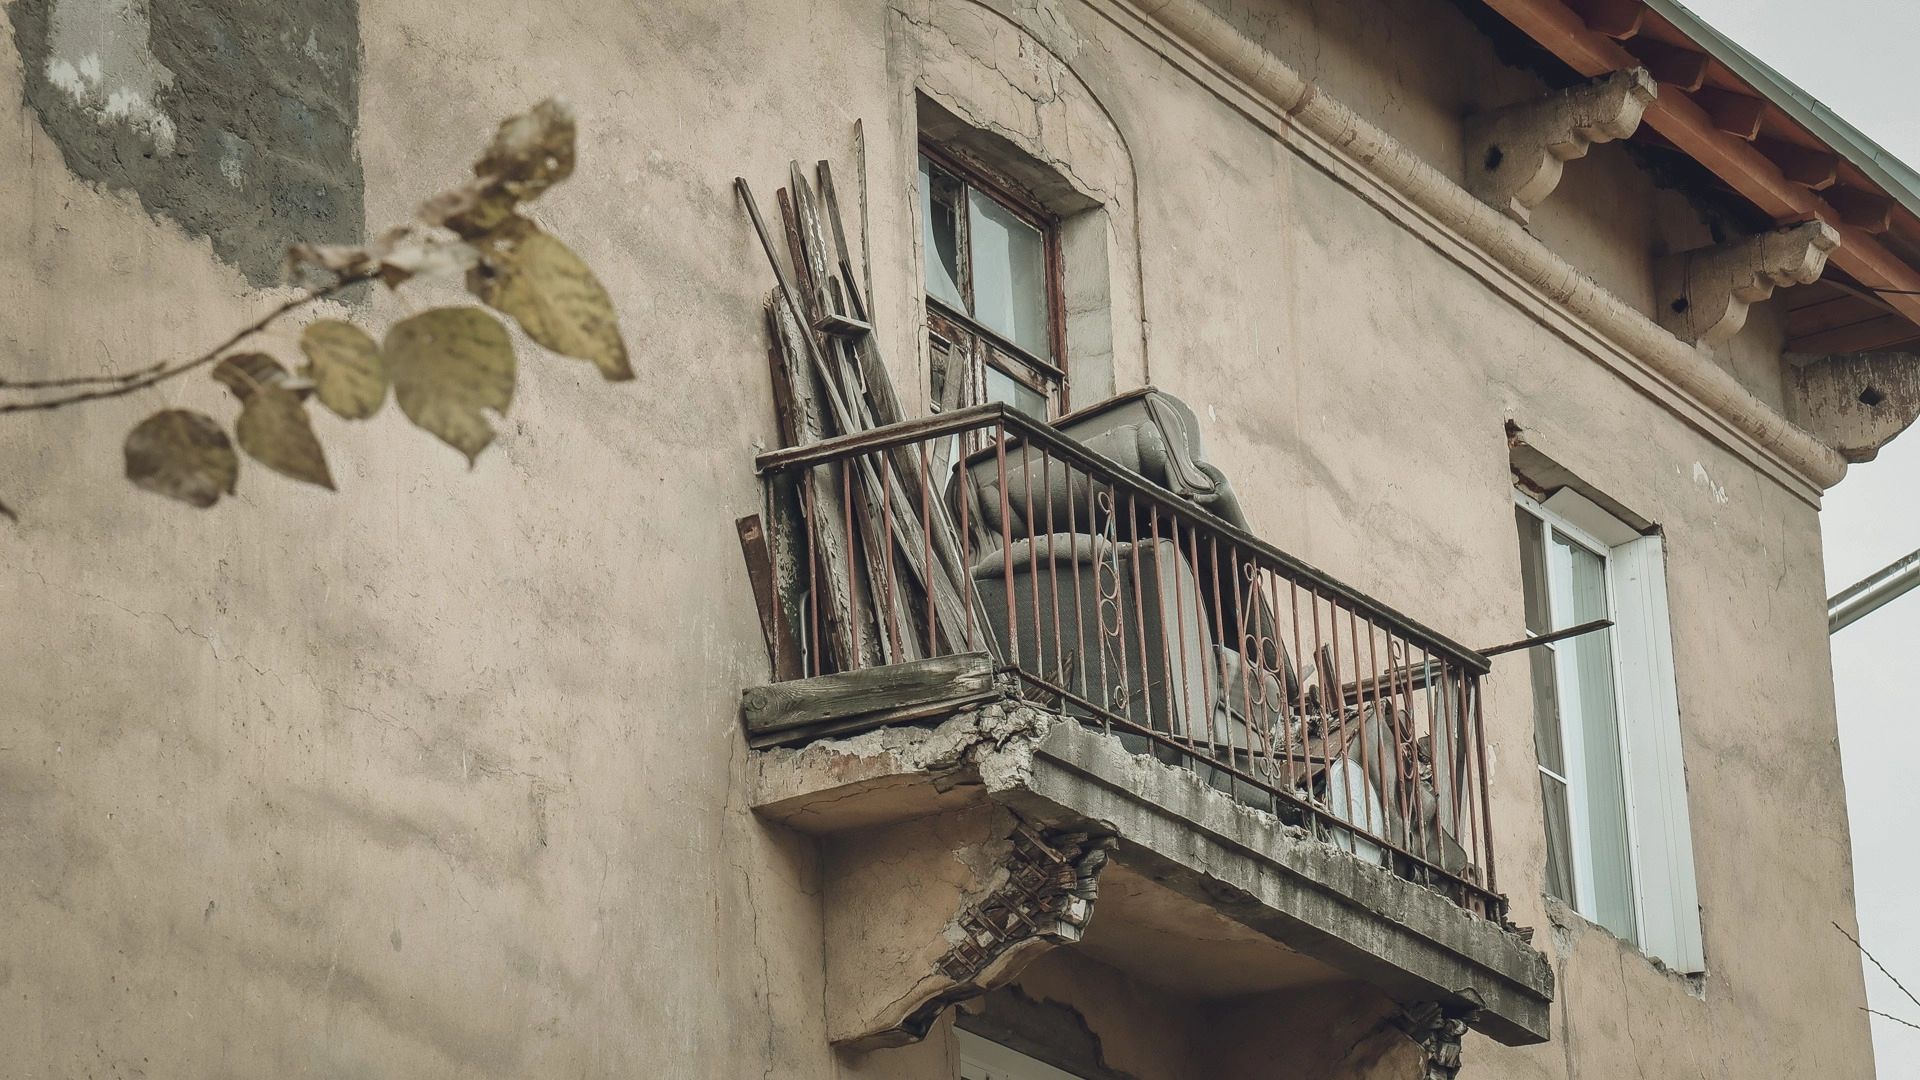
xmin=1675 ymin=0 xmax=1920 ymax=1069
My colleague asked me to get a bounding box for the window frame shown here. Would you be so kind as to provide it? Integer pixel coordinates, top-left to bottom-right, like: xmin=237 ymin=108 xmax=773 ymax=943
xmin=956 ymin=1030 xmax=1089 ymax=1080
xmin=1514 ymin=487 xmax=1705 ymax=972
xmin=1516 ymin=491 xmax=1645 ymax=937
xmin=918 ymin=137 xmax=1070 ymax=417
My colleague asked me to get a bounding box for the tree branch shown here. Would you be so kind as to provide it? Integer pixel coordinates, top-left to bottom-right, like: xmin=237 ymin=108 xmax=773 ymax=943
xmin=0 ymin=273 xmax=371 ymax=415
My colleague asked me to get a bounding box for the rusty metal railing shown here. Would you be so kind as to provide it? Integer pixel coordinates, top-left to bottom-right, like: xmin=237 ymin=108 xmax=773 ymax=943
xmin=755 ymin=403 xmax=1500 ymax=915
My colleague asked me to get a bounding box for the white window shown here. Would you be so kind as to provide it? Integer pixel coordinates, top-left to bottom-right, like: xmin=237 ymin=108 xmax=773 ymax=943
xmin=1514 ymin=488 xmax=1704 ymax=972
xmin=957 ymin=1030 xmax=1089 ymax=1080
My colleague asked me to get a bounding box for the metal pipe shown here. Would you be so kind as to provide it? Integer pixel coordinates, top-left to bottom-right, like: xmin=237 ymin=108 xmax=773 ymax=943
xmin=1829 ymin=549 xmax=1920 ymax=634
xmin=1479 ymin=617 xmax=1615 ymax=657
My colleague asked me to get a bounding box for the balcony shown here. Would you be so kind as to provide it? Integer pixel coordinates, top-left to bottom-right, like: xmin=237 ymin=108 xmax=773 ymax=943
xmin=738 ymin=392 xmax=1552 ymax=1054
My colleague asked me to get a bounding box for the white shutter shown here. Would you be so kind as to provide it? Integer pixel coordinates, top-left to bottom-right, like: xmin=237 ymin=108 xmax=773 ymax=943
xmin=1610 ymin=534 xmax=1705 ymax=972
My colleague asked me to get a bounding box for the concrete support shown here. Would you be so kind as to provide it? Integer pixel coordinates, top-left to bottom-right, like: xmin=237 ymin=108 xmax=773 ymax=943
xmin=751 ymin=706 xmax=1554 ymax=1048
xmin=1393 ymin=1001 xmax=1478 ymax=1079
xmin=1465 ymin=68 xmax=1657 ymax=225
xmin=1657 ymin=220 xmax=1841 ymax=346
xmin=821 ymin=810 xmax=1117 ymax=1050
xmin=1787 ymin=350 xmax=1920 ymax=462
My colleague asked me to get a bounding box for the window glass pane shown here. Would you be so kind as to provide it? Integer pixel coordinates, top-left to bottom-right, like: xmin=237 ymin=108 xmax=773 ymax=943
xmin=1551 ymin=532 xmax=1639 ymax=942
xmin=1515 ymin=508 xmax=1565 ymax=775
xmin=983 ymin=362 xmax=1047 ymax=419
xmin=918 ymin=155 xmax=966 ymax=311
xmin=1541 ymin=773 xmax=1576 ymax=903
xmin=1528 ymin=646 xmax=1565 ymax=775
xmin=967 ymin=189 xmax=1051 ymax=358
xmin=1515 ymin=508 xmax=1551 ymax=635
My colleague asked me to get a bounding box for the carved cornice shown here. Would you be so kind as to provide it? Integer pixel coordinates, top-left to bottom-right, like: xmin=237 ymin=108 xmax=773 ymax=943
xmin=1104 ymin=0 xmax=1850 ymax=497
xmin=1466 ymin=68 xmax=1657 ymax=224
xmin=1657 ymin=221 xmax=1841 ymax=346
xmin=1786 ymin=350 xmax=1920 ymax=462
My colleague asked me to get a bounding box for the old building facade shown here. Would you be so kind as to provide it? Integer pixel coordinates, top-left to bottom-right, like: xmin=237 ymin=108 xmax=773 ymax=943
xmin=2 ymin=0 xmax=1907 ymax=1076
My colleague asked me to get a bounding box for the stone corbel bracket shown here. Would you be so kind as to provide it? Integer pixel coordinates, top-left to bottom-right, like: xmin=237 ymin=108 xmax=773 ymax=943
xmin=1394 ymin=998 xmax=1482 ymax=1080
xmin=852 ymin=821 xmax=1117 ymax=1049
xmin=1657 ymin=220 xmax=1841 ymax=346
xmin=1787 ymin=350 xmax=1920 ymax=462
xmin=1465 ymin=68 xmax=1657 ymax=225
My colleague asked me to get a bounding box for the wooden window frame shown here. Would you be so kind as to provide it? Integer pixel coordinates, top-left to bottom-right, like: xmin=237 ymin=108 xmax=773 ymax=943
xmin=919 ymin=137 xmax=1070 ymax=417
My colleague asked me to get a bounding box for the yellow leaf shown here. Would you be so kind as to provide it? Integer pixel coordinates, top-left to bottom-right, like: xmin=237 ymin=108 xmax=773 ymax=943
xmin=385 ymin=307 xmax=517 ymax=464
xmin=212 ymin=352 xmax=296 ymax=400
xmin=300 ymin=320 xmax=387 ymax=419
xmin=236 ymin=386 xmax=335 ymax=490
xmin=471 ymin=220 xmax=632 ymax=381
xmin=124 ymin=410 xmax=239 ymax=508
xmin=473 ymin=98 xmax=575 ymax=202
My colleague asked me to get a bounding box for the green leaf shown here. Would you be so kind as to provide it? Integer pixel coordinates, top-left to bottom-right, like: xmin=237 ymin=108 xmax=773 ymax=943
xmin=300 ymin=320 xmax=387 ymax=419
xmin=124 ymin=410 xmax=240 ymax=508
xmin=471 ymin=220 xmax=632 ymax=381
xmin=236 ymin=386 xmax=335 ymax=490
xmin=385 ymin=307 xmax=516 ymax=464
xmin=211 ymin=352 xmax=296 ymax=400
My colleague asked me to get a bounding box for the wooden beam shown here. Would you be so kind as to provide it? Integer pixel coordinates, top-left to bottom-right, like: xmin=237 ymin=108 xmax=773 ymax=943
xmin=1827 ymin=187 xmax=1895 ymax=234
xmin=739 ymin=652 xmax=1000 ymax=748
xmin=1572 ymin=0 xmax=1644 ymax=39
xmin=738 ymin=514 xmax=803 ymax=681
xmin=1789 ymin=294 xmax=1894 ymax=339
xmin=1690 ymin=86 xmax=1765 ymax=141
xmin=1478 ymin=0 xmax=1920 ymax=335
xmin=1628 ymin=39 xmax=1709 ymax=92
xmin=1790 ymin=314 xmax=1920 ymax=355
xmin=1757 ymin=139 xmax=1840 ymax=191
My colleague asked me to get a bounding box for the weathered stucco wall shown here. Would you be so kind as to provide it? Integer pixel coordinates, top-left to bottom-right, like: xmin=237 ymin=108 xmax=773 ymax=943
xmin=0 ymin=0 xmax=1872 ymax=1078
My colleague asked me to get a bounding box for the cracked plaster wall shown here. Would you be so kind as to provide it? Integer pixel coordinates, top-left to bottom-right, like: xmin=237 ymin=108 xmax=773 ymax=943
xmin=0 ymin=0 xmax=1872 ymax=1078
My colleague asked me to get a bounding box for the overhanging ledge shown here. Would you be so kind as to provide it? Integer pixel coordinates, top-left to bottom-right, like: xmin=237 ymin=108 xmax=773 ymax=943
xmin=750 ymin=706 xmax=1554 ymax=1046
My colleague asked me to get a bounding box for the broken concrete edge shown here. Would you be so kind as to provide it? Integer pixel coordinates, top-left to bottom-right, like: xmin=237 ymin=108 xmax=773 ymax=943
xmin=841 ymin=828 xmax=1116 ymax=1051
xmin=748 ymin=705 xmax=1555 ymax=1046
xmin=1013 ymin=719 xmax=1553 ymax=1046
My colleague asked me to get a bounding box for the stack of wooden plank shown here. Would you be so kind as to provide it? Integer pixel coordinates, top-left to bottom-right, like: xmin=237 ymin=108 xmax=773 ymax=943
xmin=735 ymin=156 xmax=999 ymax=681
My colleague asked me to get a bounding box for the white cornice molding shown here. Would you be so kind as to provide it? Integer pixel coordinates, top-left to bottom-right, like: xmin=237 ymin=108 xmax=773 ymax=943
xmin=1088 ymin=0 xmax=1847 ymax=502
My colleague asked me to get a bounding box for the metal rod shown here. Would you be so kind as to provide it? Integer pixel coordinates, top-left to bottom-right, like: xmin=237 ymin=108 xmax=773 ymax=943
xmin=1479 ymin=617 xmax=1614 ymax=657
xmin=1829 ymin=548 xmax=1920 ymax=634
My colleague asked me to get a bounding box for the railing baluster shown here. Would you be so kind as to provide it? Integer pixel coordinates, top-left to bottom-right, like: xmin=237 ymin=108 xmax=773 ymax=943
xmin=1124 ymin=494 xmax=1153 ymax=736
xmin=881 ymin=454 xmax=900 ymax=666
xmin=996 ymin=422 xmax=1017 ymax=671
xmin=919 ymin=444 xmax=936 ymax=654
xmin=1067 ymin=460 xmax=1090 ymax=702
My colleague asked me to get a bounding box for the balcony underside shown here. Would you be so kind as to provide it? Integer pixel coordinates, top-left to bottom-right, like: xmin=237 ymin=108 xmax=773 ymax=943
xmin=747 ymin=674 xmax=1553 ymax=1049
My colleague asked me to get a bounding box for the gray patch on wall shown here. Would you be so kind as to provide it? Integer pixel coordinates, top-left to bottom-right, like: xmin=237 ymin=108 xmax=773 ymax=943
xmin=11 ymin=0 xmax=362 ymax=285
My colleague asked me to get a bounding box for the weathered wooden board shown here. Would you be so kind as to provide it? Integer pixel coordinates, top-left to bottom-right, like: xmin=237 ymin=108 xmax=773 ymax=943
xmin=737 ymin=514 xmax=803 ymax=680
xmin=744 ymin=689 xmax=1005 ymax=750
xmin=741 ymin=652 xmax=997 ymax=739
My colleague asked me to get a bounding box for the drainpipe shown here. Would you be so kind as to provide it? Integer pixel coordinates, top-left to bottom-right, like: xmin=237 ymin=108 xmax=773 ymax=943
xmin=1828 ymin=549 xmax=1920 ymax=634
